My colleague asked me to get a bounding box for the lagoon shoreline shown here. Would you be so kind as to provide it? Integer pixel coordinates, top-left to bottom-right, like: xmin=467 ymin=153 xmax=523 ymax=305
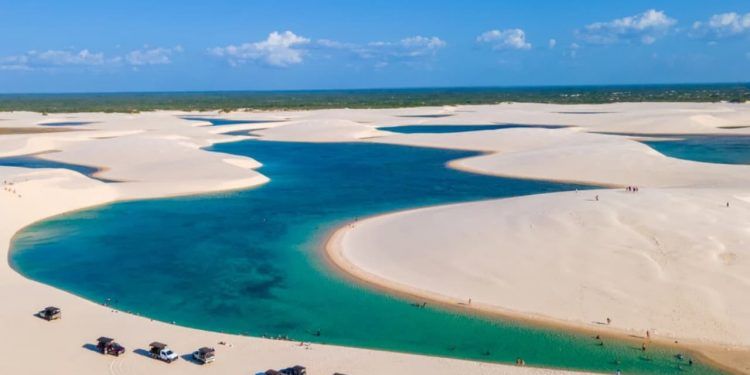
xmin=323 ymin=205 xmax=748 ymax=375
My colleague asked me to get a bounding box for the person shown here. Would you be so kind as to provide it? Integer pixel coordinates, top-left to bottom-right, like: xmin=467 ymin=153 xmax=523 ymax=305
xmin=727 ymin=201 xmax=730 ymax=208
xmin=596 ymin=195 xmax=599 ymax=201
xmin=606 ymin=317 xmax=611 ymax=325
xmin=646 ymin=330 xmax=650 ymax=340
xmin=641 ymin=343 xmax=647 ymax=351
xmin=616 ymin=370 xmax=621 ymax=375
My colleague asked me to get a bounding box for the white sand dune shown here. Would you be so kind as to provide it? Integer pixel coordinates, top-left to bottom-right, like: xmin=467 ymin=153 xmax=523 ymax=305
xmin=373 ymin=128 xmax=750 ymax=188
xmin=334 ymin=188 xmax=750 ymax=347
xmin=252 ymin=118 xmax=389 ymax=142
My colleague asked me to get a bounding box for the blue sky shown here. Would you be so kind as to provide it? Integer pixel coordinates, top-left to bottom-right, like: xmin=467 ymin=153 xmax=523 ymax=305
xmin=1 ymin=0 xmax=749 ymax=93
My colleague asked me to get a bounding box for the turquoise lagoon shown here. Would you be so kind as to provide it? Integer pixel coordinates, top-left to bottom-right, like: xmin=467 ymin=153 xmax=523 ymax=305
xmin=9 ymin=140 xmax=719 ymax=374
xmin=644 ymin=135 xmax=750 ymax=165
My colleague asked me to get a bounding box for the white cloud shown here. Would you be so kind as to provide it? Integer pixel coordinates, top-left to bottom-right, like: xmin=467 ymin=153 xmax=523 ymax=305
xmin=692 ymin=12 xmax=750 ymax=39
xmin=566 ymin=43 xmax=581 ymax=58
xmin=548 ymin=39 xmax=557 ymax=48
xmin=398 ymin=36 xmax=446 ymax=56
xmin=0 ymin=55 xmax=32 ymax=71
xmin=210 ymin=31 xmax=310 ymax=67
xmin=0 ymin=49 xmax=114 ymax=71
xmin=361 ymin=36 xmax=446 ymax=59
xmin=35 ymin=49 xmax=109 ymax=65
xmin=126 ymin=46 xmax=182 ymax=66
xmin=576 ymin=9 xmax=676 ymax=45
xmin=211 ymin=32 xmax=445 ymax=68
xmin=303 ymin=35 xmax=447 ymax=68
xmin=476 ymin=29 xmax=531 ymax=50
xmin=0 ymin=46 xmax=181 ymax=71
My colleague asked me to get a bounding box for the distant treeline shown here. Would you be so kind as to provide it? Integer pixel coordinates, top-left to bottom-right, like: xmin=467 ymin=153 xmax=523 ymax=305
xmin=1 ymin=84 xmax=749 ymax=113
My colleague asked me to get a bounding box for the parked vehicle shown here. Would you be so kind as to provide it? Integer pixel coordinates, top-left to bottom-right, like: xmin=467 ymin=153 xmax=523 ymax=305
xmin=262 ymin=366 xmax=307 ymax=375
xmin=148 ymin=342 xmax=178 ymax=363
xmin=96 ymin=337 xmax=125 ymax=356
xmin=280 ymin=365 xmax=307 ymax=375
xmin=192 ymin=347 xmax=215 ymax=364
xmin=38 ymin=306 xmax=61 ymax=321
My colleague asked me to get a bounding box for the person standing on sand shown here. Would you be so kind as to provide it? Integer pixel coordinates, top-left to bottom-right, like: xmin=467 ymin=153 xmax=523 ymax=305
xmin=595 ymin=195 xmax=599 ymax=201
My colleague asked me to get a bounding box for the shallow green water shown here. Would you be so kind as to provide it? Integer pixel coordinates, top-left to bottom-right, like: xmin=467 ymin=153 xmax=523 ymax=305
xmin=9 ymin=140 xmax=720 ymax=374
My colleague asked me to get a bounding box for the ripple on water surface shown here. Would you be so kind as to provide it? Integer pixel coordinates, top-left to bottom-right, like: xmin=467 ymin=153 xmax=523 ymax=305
xmin=10 ymin=140 xmax=722 ymax=374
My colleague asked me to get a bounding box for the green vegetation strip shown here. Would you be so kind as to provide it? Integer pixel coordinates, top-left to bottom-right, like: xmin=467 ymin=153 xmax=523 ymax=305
xmin=1 ymin=84 xmax=748 ymax=113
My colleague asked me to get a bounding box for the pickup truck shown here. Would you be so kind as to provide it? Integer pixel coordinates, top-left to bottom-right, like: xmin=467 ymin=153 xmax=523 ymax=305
xmin=192 ymin=347 xmax=215 ymax=364
xmin=149 ymin=342 xmax=178 ymax=363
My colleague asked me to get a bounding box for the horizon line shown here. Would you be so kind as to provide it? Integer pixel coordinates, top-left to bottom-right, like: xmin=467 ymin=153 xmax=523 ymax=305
xmin=2 ymin=81 xmax=750 ymax=96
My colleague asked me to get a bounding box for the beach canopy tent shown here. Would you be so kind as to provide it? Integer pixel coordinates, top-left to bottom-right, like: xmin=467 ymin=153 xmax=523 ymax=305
xmin=39 ymin=306 xmax=61 ymax=320
xmin=197 ymin=347 xmax=215 ymax=355
xmin=97 ymin=337 xmax=115 ymax=344
xmin=149 ymin=342 xmax=168 ymax=350
xmin=43 ymin=306 xmax=60 ymax=314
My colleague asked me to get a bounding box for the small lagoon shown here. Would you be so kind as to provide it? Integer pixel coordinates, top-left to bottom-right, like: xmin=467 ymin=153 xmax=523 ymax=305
xmin=381 ymin=124 xmax=567 ymax=134
xmin=0 ymin=154 xmax=115 ymax=182
xmin=182 ymin=117 xmax=278 ymax=126
xmin=643 ymin=135 xmax=750 ymax=165
xmin=9 ymin=140 xmax=720 ymax=374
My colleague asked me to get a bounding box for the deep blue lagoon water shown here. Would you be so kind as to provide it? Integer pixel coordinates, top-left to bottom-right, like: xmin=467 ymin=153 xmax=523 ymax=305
xmin=0 ymin=154 xmax=116 ymax=182
xmin=182 ymin=117 xmax=278 ymax=126
xmin=10 ymin=140 xmax=719 ymax=374
xmin=643 ymin=135 xmax=750 ymax=165
xmin=380 ymin=124 xmax=568 ymax=134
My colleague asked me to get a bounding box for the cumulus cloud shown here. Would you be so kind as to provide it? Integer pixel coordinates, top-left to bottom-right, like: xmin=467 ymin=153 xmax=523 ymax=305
xmin=359 ymin=36 xmax=446 ymax=59
xmin=692 ymin=12 xmax=750 ymax=39
xmin=210 ymin=31 xmax=310 ymax=67
xmin=319 ymin=35 xmax=446 ymax=68
xmin=548 ymin=39 xmax=557 ymax=48
xmin=476 ymin=29 xmax=531 ymax=50
xmin=212 ymin=32 xmax=446 ymax=68
xmin=0 ymin=46 xmax=181 ymax=71
xmin=0 ymin=49 xmax=113 ymax=71
xmin=576 ymin=9 xmax=676 ymax=45
xmin=126 ymin=46 xmax=183 ymax=66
